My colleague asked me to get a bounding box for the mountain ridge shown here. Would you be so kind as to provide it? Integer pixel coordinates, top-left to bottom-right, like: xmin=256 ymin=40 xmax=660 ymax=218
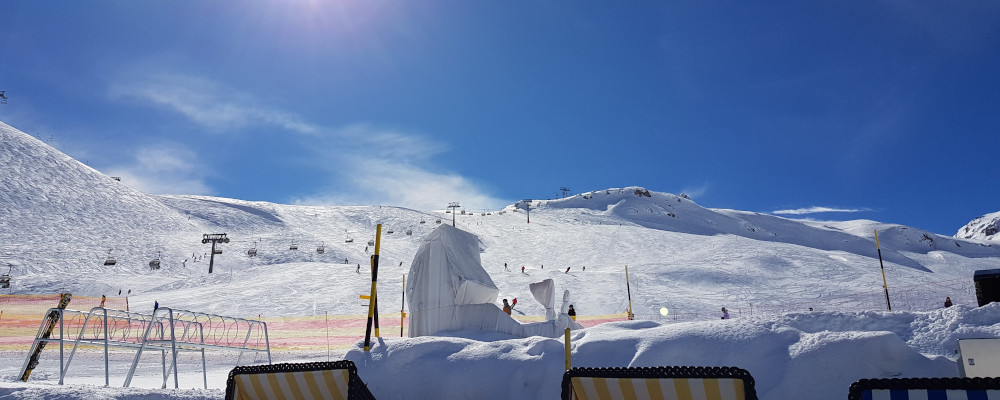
xmin=2 ymin=119 xmax=999 ymax=318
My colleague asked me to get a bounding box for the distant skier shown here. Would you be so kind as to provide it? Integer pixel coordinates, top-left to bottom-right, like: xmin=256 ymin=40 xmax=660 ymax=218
xmin=568 ymin=304 xmax=577 ymax=321
xmin=100 ymin=295 xmax=106 ymax=307
xmin=502 ymin=299 xmax=513 ymax=315
xmin=504 ymin=263 xmax=509 ymax=272
xmin=582 ymin=266 xmax=586 ymax=272
xmin=154 ymin=300 xmax=159 ymax=311
xmin=721 ymin=307 xmax=730 ymax=319
xmin=565 ymin=267 xmax=570 ymax=274
xmin=521 ymin=266 xmax=525 ymax=274
xmin=357 ymin=264 xmax=361 ymax=273
xmin=944 ymin=297 xmax=953 ymax=308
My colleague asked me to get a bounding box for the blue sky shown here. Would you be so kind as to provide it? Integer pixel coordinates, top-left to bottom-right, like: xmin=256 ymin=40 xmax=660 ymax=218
xmin=1 ymin=0 xmax=998 ymax=235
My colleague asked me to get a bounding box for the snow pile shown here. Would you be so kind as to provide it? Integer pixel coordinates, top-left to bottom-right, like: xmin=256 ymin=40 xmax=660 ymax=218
xmin=5 ymin=305 xmax=990 ymax=400
xmin=339 ymin=304 xmax=992 ymax=400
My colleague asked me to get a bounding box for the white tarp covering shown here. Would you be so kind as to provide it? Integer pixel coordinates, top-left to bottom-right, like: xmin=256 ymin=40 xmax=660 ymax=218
xmin=407 ymin=224 xmax=582 ymax=338
xmin=407 ymin=224 xmax=499 ymax=337
xmin=530 ymin=279 xmax=556 ymax=321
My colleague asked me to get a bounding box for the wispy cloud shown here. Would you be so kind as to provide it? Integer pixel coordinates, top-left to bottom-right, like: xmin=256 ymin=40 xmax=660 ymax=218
xmin=103 ymin=143 xmax=213 ymax=195
xmin=293 ymin=124 xmax=507 ymax=211
xmin=109 ymin=73 xmax=319 ymax=134
xmin=772 ymin=206 xmax=870 ymax=215
xmin=109 ymin=72 xmax=507 ymax=210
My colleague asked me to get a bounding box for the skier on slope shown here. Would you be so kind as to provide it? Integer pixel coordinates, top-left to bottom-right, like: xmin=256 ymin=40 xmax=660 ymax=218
xmin=721 ymin=307 xmax=730 ymax=319
xmin=502 ymin=299 xmax=513 ymax=315
xmin=568 ymin=304 xmax=577 ymax=321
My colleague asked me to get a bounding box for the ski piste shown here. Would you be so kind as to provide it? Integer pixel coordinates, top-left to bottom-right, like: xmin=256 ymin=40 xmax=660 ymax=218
xmin=19 ymin=292 xmax=73 ymax=381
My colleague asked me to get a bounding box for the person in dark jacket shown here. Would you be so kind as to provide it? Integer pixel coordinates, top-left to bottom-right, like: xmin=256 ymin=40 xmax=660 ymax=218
xmin=945 ymin=297 xmax=953 ymax=308
xmin=568 ymin=304 xmax=577 ymax=321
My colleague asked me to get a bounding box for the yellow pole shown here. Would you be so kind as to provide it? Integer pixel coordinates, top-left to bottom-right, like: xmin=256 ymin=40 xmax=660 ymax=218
xmin=874 ymin=230 xmax=892 ymax=311
xmin=363 ymin=224 xmax=383 ymax=351
xmin=325 ymin=311 xmax=330 ymax=361
xmin=400 ymin=273 xmax=406 ymax=337
xmin=564 ymin=328 xmax=572 ymax=370
xmin=625 ymin=265 xmax=634 ymax=320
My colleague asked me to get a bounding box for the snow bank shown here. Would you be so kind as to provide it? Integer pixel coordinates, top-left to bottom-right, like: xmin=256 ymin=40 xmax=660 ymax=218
xmin=3 ymin=306 xmax=999 ymax=400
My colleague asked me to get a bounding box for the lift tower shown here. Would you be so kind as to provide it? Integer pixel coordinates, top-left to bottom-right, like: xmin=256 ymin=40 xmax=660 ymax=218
xmin=202 ymin=233 xmax=229 ymax=274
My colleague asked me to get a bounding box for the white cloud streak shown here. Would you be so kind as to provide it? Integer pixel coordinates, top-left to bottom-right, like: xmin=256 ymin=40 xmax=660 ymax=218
xmin=103 ymin=143 xmax=213 ymax=196
xmin=109 ymin=72 xmax=507 ymax=210
xmin=772 ymin=206 xmax=869 ymax=215
xmin=109 ymin=73 xmax=319 ymax=134
xmin=293 ymin=124 xmax=507 ymax=211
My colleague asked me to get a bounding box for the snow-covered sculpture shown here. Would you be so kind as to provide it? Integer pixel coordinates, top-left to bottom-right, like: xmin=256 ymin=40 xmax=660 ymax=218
xmin=406 ymin=224 xmax=582 ymax=338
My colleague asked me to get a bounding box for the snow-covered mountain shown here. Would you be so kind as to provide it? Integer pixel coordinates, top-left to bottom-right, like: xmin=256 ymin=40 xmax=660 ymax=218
xmin=956 ymin=211 xmax=1000 ymax=241
xmin=3 ymin=119 xmax=1000 ymax=319
xmin=4 ymin=119 xmax=1000 ymax=400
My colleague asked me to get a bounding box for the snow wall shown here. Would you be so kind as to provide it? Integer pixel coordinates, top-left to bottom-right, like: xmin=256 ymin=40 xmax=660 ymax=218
xmin=406 ymin=224 xmax=581 ymax=338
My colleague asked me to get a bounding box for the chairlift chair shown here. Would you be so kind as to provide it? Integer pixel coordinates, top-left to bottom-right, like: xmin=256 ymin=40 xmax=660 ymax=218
xmin=420 ymin=219 xmax=426 ymax=224
xmin=317 ymin=242 xmax=325 ymax=254
xmin=367 ymin=239 xmax=375 ymax=246
xmin=386 ymin=228 xmax=394 ymax=234
xmin=406 ymin=229 xmax=413 ymax=236
xmin=289 ymin=244 xmax=298 ymax=251
xmin=103 ymin=249 xmax=117 ymax=266
xmin=148 ymin=252 xmax=162 ymax=269
xmin=436 ymin=219 xmax=441 ymax=224
xmin=247 ymin=248 xmax=257 ymax=257
xmin=0 ymin=264 xmax=11 ymax=288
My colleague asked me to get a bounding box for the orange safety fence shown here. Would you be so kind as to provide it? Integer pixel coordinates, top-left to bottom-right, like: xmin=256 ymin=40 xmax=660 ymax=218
xmin=0 ymin=295 xmax=630 ymax=352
